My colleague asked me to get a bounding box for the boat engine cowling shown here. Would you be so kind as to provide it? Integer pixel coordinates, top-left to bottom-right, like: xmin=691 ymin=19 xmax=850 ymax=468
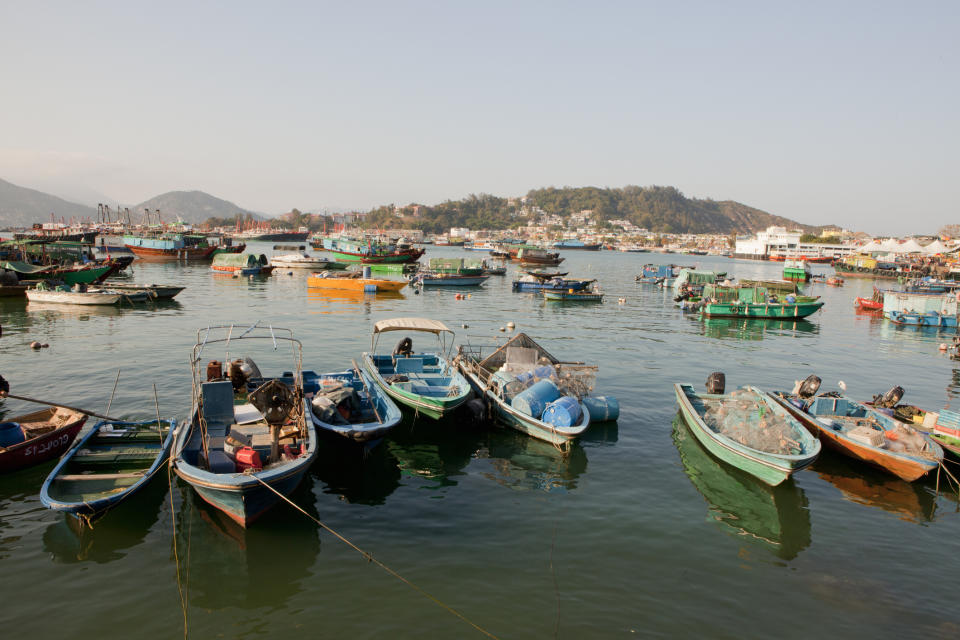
xmin=797 ymin=375 xmax=821 ymax=399
xmin=705 ymin=372 xmax=725 ymax=395
xmin=873 ymin=385 xmax=904 ymax=408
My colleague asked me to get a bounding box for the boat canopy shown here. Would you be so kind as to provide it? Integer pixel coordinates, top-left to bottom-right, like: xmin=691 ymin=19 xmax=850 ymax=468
xmin=1 ymin=260 xmax=55 ymax=274
xmin=373 ymin=317 xmax=453 ymax=335
xmin=212 ymin=252 xmax=261 ymax=268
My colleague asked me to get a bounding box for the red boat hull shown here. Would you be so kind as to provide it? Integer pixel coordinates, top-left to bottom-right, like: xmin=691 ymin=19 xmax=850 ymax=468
xmin=126 ymin=245 xmax=217 ymax=260
xmin=772 ymin=397 xmax=936 ymax=482
xmin=855 ymin=297 xmax=883 ymax=311
xmin=0 ymin=414 xmax=87 ymax=473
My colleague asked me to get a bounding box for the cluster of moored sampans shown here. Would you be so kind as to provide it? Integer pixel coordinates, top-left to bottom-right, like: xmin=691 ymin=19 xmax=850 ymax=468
xmin=675 ymin=372 xmax=956 ymax=487
xmin=1 ymin=321 xmax=619 ymax=527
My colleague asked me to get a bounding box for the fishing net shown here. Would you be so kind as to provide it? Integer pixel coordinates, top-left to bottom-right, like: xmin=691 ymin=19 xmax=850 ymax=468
xmin=482 ymin=334 xmax=597 ymax=400
xmin=702 ymin=390 xmax=805 ymax=455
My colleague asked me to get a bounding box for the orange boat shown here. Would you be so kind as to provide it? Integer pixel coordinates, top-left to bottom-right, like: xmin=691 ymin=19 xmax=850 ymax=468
xmin=307 ymin=272 xmax=406 ymax=292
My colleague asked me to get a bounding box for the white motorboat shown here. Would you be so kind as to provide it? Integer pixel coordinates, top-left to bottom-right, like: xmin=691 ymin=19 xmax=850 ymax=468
xmin=26 ymin=288 xmax=122 ymax=305
xmin=270 ymin=252 xmax=346 ymax=269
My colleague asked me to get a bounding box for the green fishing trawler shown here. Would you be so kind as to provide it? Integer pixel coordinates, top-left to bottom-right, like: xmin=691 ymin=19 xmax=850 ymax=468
xmin=321 ymin=236 xmax=424 ymax=264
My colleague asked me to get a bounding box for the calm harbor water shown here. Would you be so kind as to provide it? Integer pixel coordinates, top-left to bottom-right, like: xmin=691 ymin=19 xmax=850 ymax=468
xmin=2 ymin=244 xmax=959 ymax=639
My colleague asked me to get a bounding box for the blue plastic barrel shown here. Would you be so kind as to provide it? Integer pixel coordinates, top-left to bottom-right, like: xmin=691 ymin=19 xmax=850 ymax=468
xmin=362 ymin=266 xmax=372 ymax=279
xmin=0 ymin=422 xmax=25 ymax=447
xmin=363 ymin=284 xmax=377 ymax=292
xmin=511 ymin=379 xmax=560 ymax=417
xmin=513 ymin=365 xmax=556 ymax=389
xmin=541 ymin=396 xmax=582 ymax=427
xmin=582 ymin=396 xmax=620 ymax=422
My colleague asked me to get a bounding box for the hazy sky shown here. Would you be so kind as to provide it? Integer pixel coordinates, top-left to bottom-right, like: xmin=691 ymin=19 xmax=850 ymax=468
xmin=1 ymin=1 xmax=956 ymax=234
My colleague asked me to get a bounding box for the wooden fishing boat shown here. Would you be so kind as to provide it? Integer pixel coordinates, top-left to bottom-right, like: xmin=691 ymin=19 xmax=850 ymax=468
xmin=306 ymin=271 xmax=407 ymax=292
xmin=0 ymin=407 xmax=88 ymax=473
xmin=301 ymin=367 xmax=402 ymax=446
xmin=826 ymin=276 xmax=844 ymax=286
xmin=270 ymin=253 xmax=347 ymax=270
xmin=512 ymin=273 xmax=595 ymax=292
xmin=124 ymin=233 xmax=218 ymax=260
xmin=40 ymin=418 xmax=177 ymax=521
xmin=456 ymin=333 xmax=594 ymax=447
xmin=700 ymin=299 xmax=824 ymax=319
xmin=171 ymin=324 xmax=318 ymax=526
xmin=888 ymin=310 xmax=958 ymax=328
xmin=411 ymin=273 xmax=489 ymax=287
xmin=871 ymin=403 xmax=960 ymax=460
xmin=782 ymin=260 xmax=812 ymax=282
xmin=542 ymin=289 xmax=603 ymax=302
xmin=362 ymin=318 xmax=472 ymax=420
xmin=768 ymin=391 xmax=942 ymax=481
xmin=321 ymin=236 xmax=425 ymax=264
xmin=1 ymin=260 xmax=117 ymax=285
xmin=99 ymin=282 xmax=185 ymax=299
xmin=26 ymin=287 xmax=122 ymax=305
xmin=674 ymin=383 xmax=820 ymax=486
xmin=211 ymin=253 xmax=265 ymax=275
xmin=509 ymin=246 xmax=564 ymax=266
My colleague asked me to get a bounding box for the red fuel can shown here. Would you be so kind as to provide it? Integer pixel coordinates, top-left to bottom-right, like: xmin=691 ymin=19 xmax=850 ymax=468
xmin=235 ymin=447 xmax=263 ymax=471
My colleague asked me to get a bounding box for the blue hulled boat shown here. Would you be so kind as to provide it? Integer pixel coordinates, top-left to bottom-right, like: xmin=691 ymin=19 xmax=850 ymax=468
xmin=40 ymin=418 xmax=177 ymax=523
xmin=512 ymin=273 xmax=595 ymax=292
xmin=302 ymin=367 xmax=402 ymax=447
xmin=171 ymin=323 xmax=318 ymax=527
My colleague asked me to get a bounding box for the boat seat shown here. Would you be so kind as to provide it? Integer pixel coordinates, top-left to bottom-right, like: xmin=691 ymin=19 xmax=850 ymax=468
xmin=201 ymin=381 xmax=235 ymax=439
xmin=395 ymin=358 xmax=424 ymax=374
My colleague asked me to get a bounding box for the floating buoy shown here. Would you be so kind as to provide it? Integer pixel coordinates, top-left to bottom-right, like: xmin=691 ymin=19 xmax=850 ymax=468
xmin=940 ymin=343 xmax=949 ymax=351
xmin=618 ymin=297 xmax=626 ymax=304
xmin=467 ymin=293 xmax=472 ymax=299
xmin=414 ymin=288 xmax=420 ymax=294
xmin=461 ymin=323 xmax=469 ymax=329
xmin=499 ymin=326 xmax=506 ymax=332
xmin=42 ymin=343 xmax=49 ymax=348
xmin=288 ymin=271 xmax=294 ymax=275
xmin=507 ymin=321 xmax=515 ymax=330
xmin=30 ymin=341 xmax=41 ymax=349
xmin=838 ymin=380 xmax=847 ymax=391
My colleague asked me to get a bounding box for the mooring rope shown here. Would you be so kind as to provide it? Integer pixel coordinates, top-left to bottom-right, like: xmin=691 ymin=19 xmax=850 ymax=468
xmin=167 ymin=462 xmax=189 ymax=639
xmin=251 ymin=476 xmax=498 ymax=639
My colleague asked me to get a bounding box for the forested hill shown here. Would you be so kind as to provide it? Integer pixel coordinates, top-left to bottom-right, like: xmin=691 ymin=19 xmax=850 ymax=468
xmin=363 ymin=185 xmax=819 ymax=235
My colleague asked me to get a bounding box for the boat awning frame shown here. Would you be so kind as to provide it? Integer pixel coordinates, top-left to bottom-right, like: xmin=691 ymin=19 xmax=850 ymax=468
xmin=371 ymin=317 xmax=454 ymax=353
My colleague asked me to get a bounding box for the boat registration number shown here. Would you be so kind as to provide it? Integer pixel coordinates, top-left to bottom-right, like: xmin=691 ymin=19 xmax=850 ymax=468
xmin=23 ymin=434 xmax=71 ymax=457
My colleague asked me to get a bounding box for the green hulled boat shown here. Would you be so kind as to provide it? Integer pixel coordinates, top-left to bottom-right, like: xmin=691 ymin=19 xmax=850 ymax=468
xmin=322 ymin=236 xmax=424 ymax=264
xmin=696 ymin=284 xmax=823 ymax=319
xmin=1 ymin=260 xmax=115 ymax=285
xmin=674 ymin=383 xmax=820 ymax=486
xmin=362 ymin=318 xmax=472 ymax=420
xmin=782 ymin=260 xmax=812 ymax=282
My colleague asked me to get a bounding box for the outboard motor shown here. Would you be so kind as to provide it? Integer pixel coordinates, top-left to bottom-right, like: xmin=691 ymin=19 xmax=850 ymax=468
xmin=797 ymin=375 xmax=821 ymax=399
xmin=873 ymin=385 xmax=904 ymax=408
xmin=705 ymin=372 xmax=725 ymax=395
xmin=228 ymin=359 xmax=250 ymax=392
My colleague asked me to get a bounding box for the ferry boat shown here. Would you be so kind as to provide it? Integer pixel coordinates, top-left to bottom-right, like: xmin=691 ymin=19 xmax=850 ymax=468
xmin=464 ymin=241 xmax=497 ymax=252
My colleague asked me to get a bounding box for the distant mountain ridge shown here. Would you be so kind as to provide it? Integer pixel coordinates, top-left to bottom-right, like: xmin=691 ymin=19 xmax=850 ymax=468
xmin=0 ymin=177 xmax=97 ymax=227
xmin=130 ymin=190 xmax=264 ymax=225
